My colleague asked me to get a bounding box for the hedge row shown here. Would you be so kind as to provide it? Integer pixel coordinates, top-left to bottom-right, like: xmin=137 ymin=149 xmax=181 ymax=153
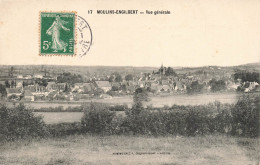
xmin=0 ymin=94 xmax=259 ymax=141
xmin=80 ymin=95 xmax=259 ymax=137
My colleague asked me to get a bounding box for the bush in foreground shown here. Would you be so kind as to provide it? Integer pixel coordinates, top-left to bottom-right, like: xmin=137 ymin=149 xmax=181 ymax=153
xmin=81 ymin=103 xmax=116 ymax=134
xmin=0 ymin=103 xmax=47 ymax=141
xmin=78 ymin=94 xmax=258 ymax=137
xmin=231 ymin=94 xmax=259 ymax=137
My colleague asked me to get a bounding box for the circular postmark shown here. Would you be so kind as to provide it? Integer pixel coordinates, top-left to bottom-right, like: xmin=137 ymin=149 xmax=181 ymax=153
xmin=77 ymin=16 xmax=93 ymax=57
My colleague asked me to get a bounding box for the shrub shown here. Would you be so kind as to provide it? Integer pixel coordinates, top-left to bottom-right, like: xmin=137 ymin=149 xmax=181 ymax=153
xmin=164 ymin=110 xmax=186 ymax=135
xmin=209 ymin=79 xmax=226 ymax=92
xmin=184 ymin=107 xmax=213 ymax=136
xmin=33 ymin=106 xmax=83 ymax=112
xmin=231 ymin=94 xmax=259 ymax=137
xmin=124 ymin=101 xmax=240 ymax=136
xmin=109 ymin=104 xmax=128 ymax=111
xmin=0 ymin=103 xmax=47 ymax=141
xmin=187 ymin=81 xmax=204 ymax=94
xmin=110 ymin=114 xmax=129 ymax=134
xmin=81 ymin=103 xmax=116 ymax=134
xmin=47 ymin=122 xmax=82 ymax=137
xmin=2 ymin=94 xmax=257 ymax=141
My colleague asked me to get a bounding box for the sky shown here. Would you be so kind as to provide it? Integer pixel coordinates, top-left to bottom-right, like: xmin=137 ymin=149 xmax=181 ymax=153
xmin=0 ymin=0 xmax=259 ymax=67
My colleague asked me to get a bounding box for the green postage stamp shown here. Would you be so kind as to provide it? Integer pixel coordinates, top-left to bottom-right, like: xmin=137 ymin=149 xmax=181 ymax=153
xmin=40 ymin=12 xmax=76 ymax=56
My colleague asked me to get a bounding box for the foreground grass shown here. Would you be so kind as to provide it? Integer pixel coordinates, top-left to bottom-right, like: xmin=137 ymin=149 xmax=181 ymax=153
xmin=0 ymin=135 xmax=259 ymax=165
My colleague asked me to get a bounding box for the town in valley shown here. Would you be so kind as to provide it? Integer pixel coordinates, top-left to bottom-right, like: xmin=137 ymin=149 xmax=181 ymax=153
xmin=0 ymin=63 xmax=259 ymax=102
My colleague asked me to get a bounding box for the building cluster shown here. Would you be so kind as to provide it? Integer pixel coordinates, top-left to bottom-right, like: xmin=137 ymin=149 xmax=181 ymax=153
xmin=0 ymin=65 xmax=259 ymax=101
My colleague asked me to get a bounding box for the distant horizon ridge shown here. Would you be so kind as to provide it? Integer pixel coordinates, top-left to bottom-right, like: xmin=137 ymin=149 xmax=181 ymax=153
xmin=0 ymin=62 xmax=259 ymax=68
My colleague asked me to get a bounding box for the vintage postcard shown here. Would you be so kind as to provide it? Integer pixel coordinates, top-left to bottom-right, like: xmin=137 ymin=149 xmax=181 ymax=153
xmin=0 ymin=0 xmax=259 ymax=164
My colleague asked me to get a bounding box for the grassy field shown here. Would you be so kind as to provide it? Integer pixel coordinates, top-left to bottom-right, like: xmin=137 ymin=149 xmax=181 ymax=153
xmin=34 ymin=112 xmax=84 ymax=124
xmin=5 ymin=93 xmax=240 ymax=109
xmin=34 ymin=111 xmax=125 ymax=124
xmin=0 ymin=135 xmax=259 ymax=165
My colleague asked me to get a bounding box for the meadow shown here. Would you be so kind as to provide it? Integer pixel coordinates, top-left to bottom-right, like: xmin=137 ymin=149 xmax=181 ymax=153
xmin=34 ymin=112 xmax=84 ymax=124
xmin=6 ymin=93 xmax=240 ymax=109
xmin=0 ymin=135 xmax=259 ymax=165
xmin=32 ymin=93 xmax=239 ymax=124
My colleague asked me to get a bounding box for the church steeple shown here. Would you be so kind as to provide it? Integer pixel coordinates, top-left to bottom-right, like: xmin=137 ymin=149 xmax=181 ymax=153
xmin=160 ymin=63 xmax=165 ymax=75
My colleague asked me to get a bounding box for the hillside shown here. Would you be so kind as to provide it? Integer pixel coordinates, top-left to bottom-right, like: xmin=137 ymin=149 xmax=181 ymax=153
xmin=0 ymin=63 xmax=259 ymax=78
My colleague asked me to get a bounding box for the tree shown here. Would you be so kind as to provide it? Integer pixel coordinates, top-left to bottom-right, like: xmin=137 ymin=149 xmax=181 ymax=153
xmin=11 ymin=80 xmax=15 ymax=88
xmin=187 ymin=81 xmax=204 ymax=94
xmin=132 ymin=88 xmax=150 ymax=115
xmin=35 ymin=79 xmax=48 ymax=87
xmin=57 ymin=72 xmax=84 ymax=85
xmin=121 ymin=84 xmax=127 ymax=92
xmin=63 ymin=83 xmax=70 ymax=93
xmin=93 ymin=88 xmax=103 ymax=96
xmin=165 ymin=67 xmax=177 ymax=76
xmin=0 ymin=103 xmax=47 ymax=141
xmin=231 ymin=94 xmax=259 ymax=137
xmin=209 ymin=79 xmax=226 ymax=92
xmin=5 ymin=80 xmax=10 ymax=88
xmin=159 ymin=65 xmax=166 ymax=75
xmin=22 ymin=81 xmax=26 ymax=88
xmin=112 ymin=86 xmax=119 ymax=91
xmin=8 ymin=94 xmax=18 ymax=100
xmin=0 ymin=84 xmax=7 ymax=98
xmin=125 ymin=74 xmax=133 ymax=81
xmin=115 ymin=75 xmax=122 ymax=82
xmin=41 ymin=79 xmax=48 ymax=87
xmin=108 ymin=75 xmax=114 ymax=82
xmin=81 ymin=103 xmax=115 ymax=134
xmin=10 ymin=66 xmax=14 ymax=77
xmin=234 ymin=71 xmax=260 ymax=83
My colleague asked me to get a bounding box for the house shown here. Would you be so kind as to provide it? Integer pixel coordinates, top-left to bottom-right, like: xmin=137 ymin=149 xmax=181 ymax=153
xmin=57 ymin=83 xmax=66 ymax=92
xmin=72 ymin=83 xmax=94 ymax=93
xmin=161 ymin=80 xmax=169 ymax=85
xmin=138 ymin=81 xmax=146 ymax=88
xmin=24 ymin=75 xmax=32 ymax=79
xmin=0 ymin=81 xmax=5 ymax=86
xmin=16 ymin=80 xmax=23 ymax=88
xmin=24 ymin=84 xmax=49 ymax=96
xmin=126 ymin=85 xmax=135 ymax=94
xmin=201 ymin=85 xmax=211 ymax=93
xmin=33 ymin=73 xmax=44 ymax=79
xmin=46 ymin=81 xmax=57 ymax=91
xmin=161 ymin=85 xmax=171 ymax=92
xmin=6 ymin=88 xmax=22 ymax=98
xmin=43 ymin=75 xmax=53 ymax=80
xmin=35 ymin=84 xmax=48 ymax=95
xmin=174 ymin=81 xmax=184 ymax=91
xmin=46 ymin=91 xmax=58 ymax=100
xmin=151 ymin=83 xmax=160 ymax=93
xmin=244 ymin=82 xmax=259 ymax=92
xmin=100 ymin=94 xmax=112 ymax=99
xmin=128 ymin=81 xmax=138 ymax=88
xmin=17 ymin=75 xmax=23 ymax=79
xmin=227 ymin=82 xmax=240 ymax=91
xmin=254 ymin=85 xmax=260 ymax=92
xmin=23 ymin=90 xmax=34 ymax=101
xmin=95 ymin=81 xmax=112 ymax=93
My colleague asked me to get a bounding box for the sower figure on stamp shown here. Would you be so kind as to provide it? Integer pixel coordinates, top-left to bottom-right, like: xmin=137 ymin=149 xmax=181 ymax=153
xmin=46 ymin=15 xmax=70 ymax=52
